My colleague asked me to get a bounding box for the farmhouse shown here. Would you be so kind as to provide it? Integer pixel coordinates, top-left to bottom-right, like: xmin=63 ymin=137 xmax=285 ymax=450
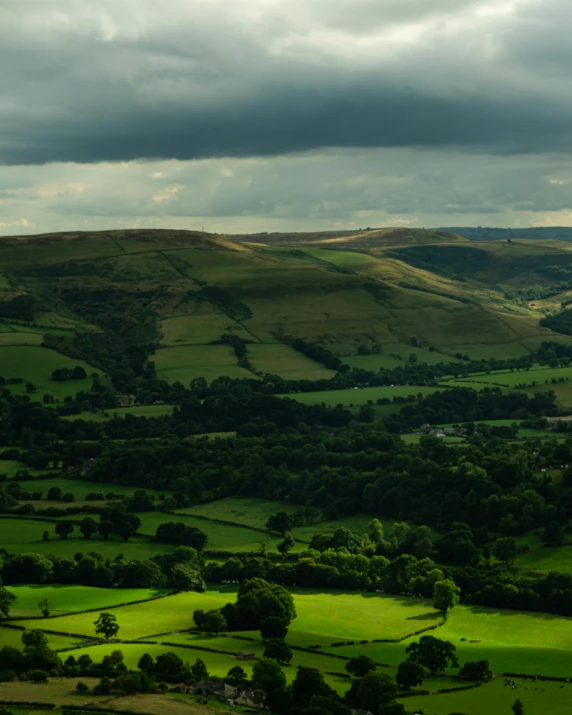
xmin=236 ymin=650 xmax=256 ymax=660
xmin=191 ymin=680 xmax=238 ymax=697
xmin=235 ymin=688 xmax=267 ymax=708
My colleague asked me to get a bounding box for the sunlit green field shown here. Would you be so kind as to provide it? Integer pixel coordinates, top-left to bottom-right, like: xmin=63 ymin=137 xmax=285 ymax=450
xmin=0 ymin=345 xmax=105 ymax=400
xmin=283 ymin=385 xmax=442 ymax=406
xmin=7 ymin=584 xmax=164 ymax=617
xmin=154 ymin=344 xmax=253 ymax=384
xmin=0 ymin=517 xmax=174 ymax=560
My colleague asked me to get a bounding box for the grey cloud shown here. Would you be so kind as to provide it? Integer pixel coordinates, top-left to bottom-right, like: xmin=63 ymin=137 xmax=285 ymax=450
xmin=1 ymin=0 xmax=572 ymax=165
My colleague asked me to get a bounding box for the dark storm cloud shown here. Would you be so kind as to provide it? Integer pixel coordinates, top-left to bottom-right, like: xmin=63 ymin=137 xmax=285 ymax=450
xmin=1 ymin=0 xmax=572 ymax=165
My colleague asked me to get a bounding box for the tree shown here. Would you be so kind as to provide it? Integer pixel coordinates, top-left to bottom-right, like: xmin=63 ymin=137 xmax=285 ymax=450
xmin=261 ymin=616 xmax=288 ymax=640
xmin=266 ymin=512 xmax=292 ymax=536
xmin=405 ymin=636 xmax=459 ymax=675
xmin=252 ymin=658 xmax=286 ymax=692
xmin=226 ymin=665 xmax=248 ymax=688
xmin=277 ymin=532 xmax=295 ymax=555
xmin=38 ymin=598 xmax=53 ymax=618
xmin=493 ymin=537 xmax=518 ymax=566
xmin=0 ymin=588 xmax=16 ymax=618
xmin=346 ymin=672 xmax=397 ymax=712
xmin=264 ymin=639 xmax=293 ymax=664
xmin=395 ymin=661 xmax=425 ymax=689
xmin=80 ymin=517 xmax=98 ymax=540
xmin=22 ymin=630 xmax=48 ymax=647
xmin=202 ymin=611 xmax=227 ymax=635
xmin=368 ymin=519 xmax=384 ymax=544
xmin=543 ymin=520 xmax=564 ymax=545
xmin=433 ymin=579 xmax=461 ymax=616
xmin=99 ymin=520 xmax=114 ymax=541
xmin=458 ymin=660 xmax=492 ymax=682
xmin=290 ymin=667 xmax=337 ymax=708
xmin=27 ymin=669 xmax=48 ymax=683
xmin=345 ymin=655 xmax=376 ymax=677
xmin=93 ymin=676 xmax=112 ymax=695
xmin=116 ymin=521 xmax=135 ymax=542
xmin=512 ymin=699 xmax=524 ymax=715
xmin=55 ymin=521 xmax=73 ymax=540
xmin=190 ymin=657 xmax=208 ymax=682
xmin=94 ymin=612 xmax=119 ymax=640
xmin=138 ymin=653 xmax=155 ymax=674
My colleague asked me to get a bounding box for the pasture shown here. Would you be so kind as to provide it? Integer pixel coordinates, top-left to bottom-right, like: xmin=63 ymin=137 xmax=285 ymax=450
xmin=13 ymin=589 xmax=236 ymax=640
xmin=7 ymin=584 xmax=164 ymax=617
xmin=282 ymin=385 xmax=442 ymax=407
xmin=248 ymin=343 xmax=335 ymax=380
xmin=0 ymin=627 xmax=82 ymax=650
xmin=137 ymin=512 xmax=283 ymax=552
xmin=176 ymin=498 xmax=380 ymax=543
xmin=344 ymin=344 xmax=450 ymax=370
xmin=160 ymin=309 xmax=252 ymax=346
xmin=154 ymin=344 xmax=253 ymax=384
xmin=401 ymin=676 xmax=572 ymax=715
xmin=61 ymin=404 xmax=175 ymax=422
xmin=0 ymin=345 xmax=104 ymax=401
xmin=0 ymin=517 xmax=174 ymax=560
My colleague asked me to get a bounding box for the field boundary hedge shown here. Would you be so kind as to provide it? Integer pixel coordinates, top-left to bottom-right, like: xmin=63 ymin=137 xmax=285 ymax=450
xmin=5 ymin=591 xmax=176 ymax=623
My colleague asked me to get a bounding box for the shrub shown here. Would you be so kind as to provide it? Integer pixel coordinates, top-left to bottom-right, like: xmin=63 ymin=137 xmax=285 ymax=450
xmin=76 ymin=682 xmax=89 ymax=692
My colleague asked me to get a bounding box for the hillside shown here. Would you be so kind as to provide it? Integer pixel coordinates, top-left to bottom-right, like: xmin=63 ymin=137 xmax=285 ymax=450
xmin=2 ymin=228 xmax=572 ymax=390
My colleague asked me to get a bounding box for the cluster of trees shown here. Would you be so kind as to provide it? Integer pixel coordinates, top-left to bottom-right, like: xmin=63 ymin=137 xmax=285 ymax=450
xmin=219 ymin=578 xmax=297 ymax=631
xmin=51 ymin=366 xmax=87 ymax=382
xmin=155 ymin=521 xmax=208 ymax=550
xmin=0 ymin=630 xmax=61 ymax=683
xmin=0 ymin=546 xmax=205 ymax=593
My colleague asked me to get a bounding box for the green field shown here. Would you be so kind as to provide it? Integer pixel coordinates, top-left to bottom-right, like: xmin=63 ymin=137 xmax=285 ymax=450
xmin=401 ymin=677 xmax=572 ymax=715
xmin=0 ymin=517 xmax=174 ymax=560
xmin=0 ymin=345 xmax=105 ymax=401
xmin=283 ymin=385 xmax=442 ymax=406
xmin=154 ymin=344 xmax=253 ymax=384
xmin=0 ymin=627 xmax=82 ymax=650
xmin=344 ymin=344 xmax=451 ymax=370
xmin=176 ymin=498 xmax=380 ymax=543
xmin=61 ymin=404 xmax=175 ymax=422
xmin=160 ymin=308 xmax=252 ymax=346
xmin=137 ymin=512 xmax=282 ymax=552
xmin=12 ymin=588 xmax=440 ymax=644
xmin=7 ymin=584 xmax=164 ymax=617
xmin=248 ymin=343 xmax=335 ymax=380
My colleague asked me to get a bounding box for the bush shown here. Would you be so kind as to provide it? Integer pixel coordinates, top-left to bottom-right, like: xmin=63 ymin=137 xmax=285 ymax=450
xmin=76 ymin=681 xmax=89 ymax=692
xmin=26 ymin=670 xmax=49 ymax=683
xmin=0 ymin=670 xmax=16 ymax=682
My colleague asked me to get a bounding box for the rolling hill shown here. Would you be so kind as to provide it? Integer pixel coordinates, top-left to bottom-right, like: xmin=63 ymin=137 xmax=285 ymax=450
xmin=2 ymin=227 xmax=572 ymax=388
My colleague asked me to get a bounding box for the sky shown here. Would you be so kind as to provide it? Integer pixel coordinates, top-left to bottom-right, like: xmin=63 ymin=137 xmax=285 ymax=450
xmin=1 ymin=0 xmax=572 ymax=235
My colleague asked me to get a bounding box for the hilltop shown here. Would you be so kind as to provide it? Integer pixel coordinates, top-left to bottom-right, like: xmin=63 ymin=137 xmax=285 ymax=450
xmin=2 ymin=226 xmax=572 ymax=389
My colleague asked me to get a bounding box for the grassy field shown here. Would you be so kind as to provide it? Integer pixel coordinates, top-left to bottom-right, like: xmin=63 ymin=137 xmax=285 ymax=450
xmin=11 ymin=477 xmax=170 ymax=500
xmin=516 ymin=533 xmax=572 ymax=573
xmin=12 ymin=588 xmax=440 ymax=644
xmin=160 ymin=307 xmax=252 ymax=346
xmin=154 ymin=344 xmax=253 ymax=384
xmin=0 ymin=459 xmax=45 ymax=477
xmin=0 ymin=626 xmax=82 ymax=650
xmin=401 ymin=677 xmax=572 ymax=715
xmin=175 ymin=498 xmax=380 ymax=543
xmin=61 ymin=404 xmax=175 ymax=422
xmin=441 ymin=364 xmax=572 ymax=389
xmin=0 ymin=517 xmax=175 ymax=560
xmin=137 ymin=512 xmax=282 ymax=552
xmin=0 ymin=345 xmax=105 ymax=401
xmin=248 ymin=343 xmax=335 ymax=380
xmin=13 ymin=589 xmax=236 ymax=639
xmin=344 ymin=344 xmax=451 ymax=370
xmin=7 ymin=584 xmax=164 ymax=617
xmin=283 ymin=385 xmax=442 ymax=407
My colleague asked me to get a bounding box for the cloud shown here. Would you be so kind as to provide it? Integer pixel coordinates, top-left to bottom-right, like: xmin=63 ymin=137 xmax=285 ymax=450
xmin=1 ymin=0 xmax=572 ymax=165
xmin=1 ymin=149 xmax=572 ymax=235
